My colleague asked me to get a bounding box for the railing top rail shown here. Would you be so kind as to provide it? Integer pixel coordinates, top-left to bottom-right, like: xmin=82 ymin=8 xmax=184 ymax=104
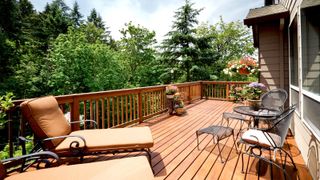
xmin=202 ymin=81 xmax=251 ymax=84
xmin=12 ymin=81 xmax=203 ymax=104
xmin=12 ymin=81 xmax=248 ymax=105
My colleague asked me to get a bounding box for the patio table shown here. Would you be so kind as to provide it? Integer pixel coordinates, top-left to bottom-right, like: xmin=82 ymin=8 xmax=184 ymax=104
xmin=233 ymin=106 xmax=281 ymax=128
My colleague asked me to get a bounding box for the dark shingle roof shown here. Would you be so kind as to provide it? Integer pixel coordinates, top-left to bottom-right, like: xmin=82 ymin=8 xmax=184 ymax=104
xmin=244 ymin=4 xmax=289 ymax=26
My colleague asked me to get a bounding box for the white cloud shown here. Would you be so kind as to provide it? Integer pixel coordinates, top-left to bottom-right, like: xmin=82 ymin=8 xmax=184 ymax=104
xmin=29 ymin=0 xmax=263 ymax=42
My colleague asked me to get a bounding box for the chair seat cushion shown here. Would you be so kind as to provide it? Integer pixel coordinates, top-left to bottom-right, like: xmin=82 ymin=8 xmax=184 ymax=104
xmin=54 ymin=127 xmax=154 ymax=154
xmin=241 ymin=129 xmax=281 ymax=148
xmin=6 ymin=156 xmax=154 ymax=180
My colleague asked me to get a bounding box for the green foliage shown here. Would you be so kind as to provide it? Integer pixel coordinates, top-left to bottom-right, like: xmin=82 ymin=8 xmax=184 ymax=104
xmin=87 ymin=8 xmax=105 ymax=30
xmin=196 ymin=18 xmax=256 ymax=81
xmin=118 ymin=22 xmax=159 ymax=87
xmin=0 ymin=136 xmax=33 ymax=159
xmin=47 ymin=24 xmax=126 ymax=94
xmin=0 ymin=92 xmax=14 ymax=127
xmin=70 ymin=1 xmax=83 ymax=27
xmin=160 ymin=0 xmax=215 ymax=82
xmin=0 ymin=0 xmax=255 ymax=99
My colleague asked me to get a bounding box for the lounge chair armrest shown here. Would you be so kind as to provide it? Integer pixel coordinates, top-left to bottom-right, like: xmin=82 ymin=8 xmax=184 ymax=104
xmin=18 ymin=136 xmax=33 ymax=143
xmin=70 ymin=120 xmax=97 ymax=129
xmin=1 ymin=151 xmax=59 ymax=172
xmin=42 ymin=135 xmax=87 ymax=147
xmin=2 ymin=151 xmax=59 ymax=164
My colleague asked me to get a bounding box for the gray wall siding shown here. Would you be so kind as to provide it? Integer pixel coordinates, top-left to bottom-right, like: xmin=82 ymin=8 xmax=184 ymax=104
xmin=258 ymin=21 xmax=289 ymax=91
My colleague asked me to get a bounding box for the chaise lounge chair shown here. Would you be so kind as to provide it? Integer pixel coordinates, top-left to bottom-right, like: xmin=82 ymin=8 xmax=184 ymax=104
xmin=20 ymin=96 xmax=154 ymax=162
xmin=0 ymin=151 xmax=154 ymax=180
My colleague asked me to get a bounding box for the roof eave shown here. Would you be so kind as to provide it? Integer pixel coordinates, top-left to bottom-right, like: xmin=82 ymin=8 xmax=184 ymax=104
xmin=244 ymin=11 xmax=289 ymax=26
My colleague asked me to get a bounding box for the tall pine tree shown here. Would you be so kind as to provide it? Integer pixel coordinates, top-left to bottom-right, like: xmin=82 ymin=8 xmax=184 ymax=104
xmin=160 ymin=0 xmax=215 ymax=82
xmin=70 ymin=1 xmax=83 ymax=27
xmin=87 ymin=8 xmax=105 ymax=30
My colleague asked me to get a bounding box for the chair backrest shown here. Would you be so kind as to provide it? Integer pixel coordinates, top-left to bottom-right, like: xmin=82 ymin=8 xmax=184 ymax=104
xmin=20 ymin=96 xmax=71 ymax=149
xmin=261 ymin=88 xmax=288 ymax=112
xmin=270 ymin=105 xmax=296 ymax=147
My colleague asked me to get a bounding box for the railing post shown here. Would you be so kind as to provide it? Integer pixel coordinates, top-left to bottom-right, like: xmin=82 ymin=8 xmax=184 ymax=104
xmin=71 ymin=97 xmax=80 ymax=131
xmin=8 ymin=111 xmax=13 ymax=157
xmin=188 ymin=84 xmax=191 ymax=103
xmin=226 ymin=82 xmax=230 ymax=101
xmin=138 ymin=91 xmax=143 ymax=123
xmin=200 ymin=81 xmax=203 ymax=99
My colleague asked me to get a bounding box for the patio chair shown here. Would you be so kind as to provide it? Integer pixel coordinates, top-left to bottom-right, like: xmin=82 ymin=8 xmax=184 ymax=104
xmin=20 ymin=96 xmax=154 ymax=163
xmin=0 ymin=151 xmax=154 ymax=180
xmin=261 ymin=88 xmax=288 ymax=112
xmin=239 ymin=104 xmax=297 ymax=179
xmin=259 ymin=88 xmax=288 ymax=127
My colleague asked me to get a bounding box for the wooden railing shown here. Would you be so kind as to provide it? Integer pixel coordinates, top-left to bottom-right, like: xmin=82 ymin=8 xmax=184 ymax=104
xmin=2 ymin=81 xmax=249 ymax=158
xmin=202 ymin=81 xmax=250 ymax=100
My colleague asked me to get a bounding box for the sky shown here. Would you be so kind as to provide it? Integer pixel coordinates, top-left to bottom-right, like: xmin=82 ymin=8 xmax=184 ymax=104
xmin=29 ymin=0 xmax=264 ymax=42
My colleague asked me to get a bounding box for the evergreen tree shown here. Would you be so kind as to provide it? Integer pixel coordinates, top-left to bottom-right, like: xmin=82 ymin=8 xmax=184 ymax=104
xmin=70 ymin=1 xmax=83 ymax=27
xmin=34 ymin=0 xmax=71 ymax=51
xmin=87 ymin=8 xmax=105 ymax=30
xmin=160 ymin=0 xmax=213 ymax=82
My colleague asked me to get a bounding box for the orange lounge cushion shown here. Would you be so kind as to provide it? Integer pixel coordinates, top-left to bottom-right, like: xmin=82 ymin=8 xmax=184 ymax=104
xmin=20 ymin=96 xmax=71 ymax=148
xmin=241 ymin=129 xmax=281 ymax=148
xmin=5 ymin=156 xmax=154 ymax=180
xmin=54 ymin=127 xmax=154 ymax=153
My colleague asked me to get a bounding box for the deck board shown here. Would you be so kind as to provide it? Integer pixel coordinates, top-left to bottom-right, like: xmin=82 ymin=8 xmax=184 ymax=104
xmin=12 ymin=100 xmax=312 ymax=180
xmin=145 ymin=100 xmax=311 ymax=179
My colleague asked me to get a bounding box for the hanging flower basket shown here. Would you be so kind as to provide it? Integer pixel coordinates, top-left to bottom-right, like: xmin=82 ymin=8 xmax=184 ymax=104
xmin=223 ymin=56 xmax=259 ymax=76
xmin=238 ymin=67 xmax=250 ymax=75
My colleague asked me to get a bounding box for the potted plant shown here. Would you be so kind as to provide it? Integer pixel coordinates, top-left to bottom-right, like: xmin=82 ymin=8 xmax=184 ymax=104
xmin=242 ymin=82 xmax=267 ymax=110
xmin=165 ymin=85 xmax=178 ymax=99
xmin=229 ymin=85 xmax=244 ymax=102
xmin=173 ymin=93 xmax=186 ymax=115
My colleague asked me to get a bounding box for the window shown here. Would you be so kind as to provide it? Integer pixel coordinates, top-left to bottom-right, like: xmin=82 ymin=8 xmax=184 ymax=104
xmin=301 ymin=6 xmax=320 ymax=96
xmin=289 ymin=16 xmax=298 ymax=87
xmin=291 ymin=89 xmax=300 ymax=113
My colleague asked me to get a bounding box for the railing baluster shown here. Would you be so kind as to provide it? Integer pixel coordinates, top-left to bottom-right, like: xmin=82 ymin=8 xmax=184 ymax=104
xmin=101 ymin=99 xmax=105 ymax=129
xmin=112 ymin=97 xmax=115 ymax=127
xmin=125 ymin=96 xmax=128 ymax=124
xmin=83 ymin=100 xmax=87 ymax=129
xmin=121 ymin=96 xmax=124 ymax=125
xmin=95 ymin=99 xmax=99 ymax=129
xmin=90 ymin=100 xmax=93 ymax=126
xmin=106 ymin=98 xmax=110 ymax=128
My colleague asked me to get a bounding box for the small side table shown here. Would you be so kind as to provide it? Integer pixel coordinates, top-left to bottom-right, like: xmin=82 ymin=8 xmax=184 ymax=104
xmin=196 ymin=125 xmax=238 ymax=163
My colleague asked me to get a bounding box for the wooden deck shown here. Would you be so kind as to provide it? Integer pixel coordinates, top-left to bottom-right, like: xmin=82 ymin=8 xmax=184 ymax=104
xmin=16 ymin=100 xmax=312 ymax=179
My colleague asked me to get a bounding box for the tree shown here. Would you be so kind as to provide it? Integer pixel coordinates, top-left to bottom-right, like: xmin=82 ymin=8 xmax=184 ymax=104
xmin=35 ymin=0 xmax=71 ymax=51
xmin=70 ymin=1 xmax=83 ymax=27
xmin=87 ymin=8 xmax=105 ymax=30
xmin=160 ymin=0 xmax=214 ymax=82
xmin=118 ymin=22 xmax=158 ymax=86
xmin=47 ymin=24 xmax=126 ymax=94
xmin=196 ymin=18 xmax=255 ymax=80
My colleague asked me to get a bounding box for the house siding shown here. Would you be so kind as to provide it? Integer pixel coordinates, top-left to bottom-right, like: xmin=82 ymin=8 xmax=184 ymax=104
xmin=258 ymin=21 xmax=289 ymax=91
xmin=250 ymin=1 xmax=320 ymax=179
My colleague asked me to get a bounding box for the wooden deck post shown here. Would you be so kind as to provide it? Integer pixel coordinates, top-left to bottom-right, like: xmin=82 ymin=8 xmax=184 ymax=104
xmin=200 ymin=81 xmax=203 ymax=99
xmin=226 ymin=82 xmax=230 ymax=101
xmin=8 ymin=112 xmax=13 ymax=157
xmin=138 ymin=91 xmax=143 ymax=123
xmin=71 ymin=98 xmax=80 ymax=131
